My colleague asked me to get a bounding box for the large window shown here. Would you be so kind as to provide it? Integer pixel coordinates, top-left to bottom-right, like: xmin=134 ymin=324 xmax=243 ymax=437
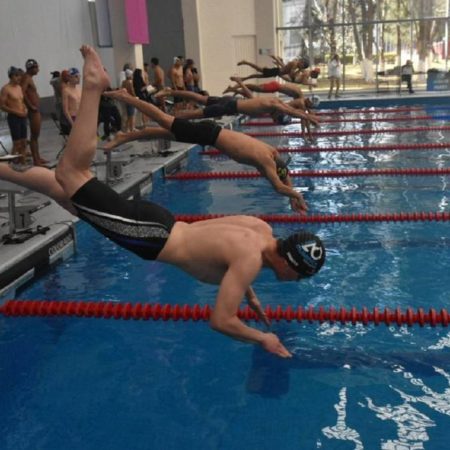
xmin=278 ymin=0 xmax=450 ymax=94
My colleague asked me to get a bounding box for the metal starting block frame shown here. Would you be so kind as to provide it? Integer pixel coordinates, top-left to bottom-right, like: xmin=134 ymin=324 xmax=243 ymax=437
xmin=0 ymin=180 xmax=50 ymax=244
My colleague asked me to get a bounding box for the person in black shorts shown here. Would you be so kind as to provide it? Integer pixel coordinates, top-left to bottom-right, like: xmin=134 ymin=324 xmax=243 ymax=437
xmin=152 ymin=86 xmax=318 ymax=127
xmin=104 ymin=89 xmax=309 ymax=214
xmin=1 ymin=46 xmax=326 ymax=358
xmin=0 ymin=67 xmax=28 ymax=164
xmin=236 ymin=56 xmax=309 ymax=82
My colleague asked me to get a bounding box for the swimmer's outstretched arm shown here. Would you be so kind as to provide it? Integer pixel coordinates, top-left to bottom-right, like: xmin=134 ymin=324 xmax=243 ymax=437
xmin=275 ymin=101 xmax=319 ymax=127
xmin=258 ymin=161 xmax=308 ymax=215
xmin=210 ymin=264 xmax=291 ymax=358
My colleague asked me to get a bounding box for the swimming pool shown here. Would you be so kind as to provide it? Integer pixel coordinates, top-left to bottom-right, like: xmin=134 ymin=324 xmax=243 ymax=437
xmin=1 ymin=105 xmax=450 ymax=449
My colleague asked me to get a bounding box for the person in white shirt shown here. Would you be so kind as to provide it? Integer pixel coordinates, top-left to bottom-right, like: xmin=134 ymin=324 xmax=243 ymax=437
xmin=327 ymin=54 xmax=342 ymax=99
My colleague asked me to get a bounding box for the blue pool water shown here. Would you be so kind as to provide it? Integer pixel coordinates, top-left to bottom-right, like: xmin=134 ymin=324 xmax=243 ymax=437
xmin=2 ymin=106 xmax=450 ymax=449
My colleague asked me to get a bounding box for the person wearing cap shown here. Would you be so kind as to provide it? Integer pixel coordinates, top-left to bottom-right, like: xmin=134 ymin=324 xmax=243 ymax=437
xmin=0 ymin=45 xmax=326 ymax=357
xmin=0 ymin=67 xmax=29 ymax=164
xmin=61 ymin=67 xmax=81 ymax=129
xmin=224 ymin=77 xmax=318 ymax=139
xmin=236 ymin=55 xmax=308 ymax=82
xmin=105 ymin=87 xmax=313 ymax=214
xmin=153 ymin=77 xmax=319 ymax=134
xmin=21 ymin=59 xmax=47 ymax=165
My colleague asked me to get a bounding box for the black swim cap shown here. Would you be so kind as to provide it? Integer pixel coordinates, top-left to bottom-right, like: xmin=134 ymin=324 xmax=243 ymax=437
xmin=278 ymin=230 xmax=325 ymax=278
xmin=299 ymin=56 xmax=310 ymax=69
xmin=7 ymin=66 xmax=21 ymax=77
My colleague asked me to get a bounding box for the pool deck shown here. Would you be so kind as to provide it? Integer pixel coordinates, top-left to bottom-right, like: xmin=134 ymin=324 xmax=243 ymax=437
xmin=1 ymin=89 xmax=450 ymax=299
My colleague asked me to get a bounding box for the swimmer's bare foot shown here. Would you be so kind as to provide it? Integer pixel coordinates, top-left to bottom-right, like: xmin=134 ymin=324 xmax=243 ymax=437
xmin=154 ymin=87 xmax=172 ymax=99
xmin=79 ymin=45 xmax=111 ymax=92
xmin=237 ymin=60 xmax=248 ymax=66
xmin=102 ymin=131 xmax=128 ymax=151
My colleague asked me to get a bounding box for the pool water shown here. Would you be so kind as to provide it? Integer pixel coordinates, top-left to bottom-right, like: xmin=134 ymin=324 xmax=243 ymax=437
xmin=1 ymin=106 xmax=450 ymax=449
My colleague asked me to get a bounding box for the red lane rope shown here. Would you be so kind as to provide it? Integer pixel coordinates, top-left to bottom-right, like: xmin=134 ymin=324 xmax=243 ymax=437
xmin=244 ymin=114 xmax=450 ymax=126
xmin=246 ymin=125 xmax=450 ymax=138
xmin=174 ymin=211 xmax=450 ymax=224
xmin=1 ymin=300 xmax=449 ymax=327
xmin=199 ymin=141 xmax=450 ymax=156
xmin=166 ymin=167 xmax=450 ymax=181
xmin=315 ymin=106 xmax=425 ymax=116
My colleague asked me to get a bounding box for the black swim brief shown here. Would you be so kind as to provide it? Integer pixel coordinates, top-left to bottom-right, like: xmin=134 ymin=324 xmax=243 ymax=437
xmin=7 ymin=113 xmax=27 ymax=141
xmin=170 ymin=118 xmax=222 ymax=146
xmin=71 ymin=178 xmax=175 ymax=260
xmin=262 ymin=67 xmax=280 ymax=78
xmin=203 ymin=96 xmax=238 ymax=118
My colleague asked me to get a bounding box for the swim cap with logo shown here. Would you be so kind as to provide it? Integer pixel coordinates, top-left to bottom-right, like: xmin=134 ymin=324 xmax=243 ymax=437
xmin=310 ymin=95 xmax=321 ymax=108
xmin=25 ymin=59 xmax=38 ymax=70
xmin=278 ymin=230 xmax=325 ymax=278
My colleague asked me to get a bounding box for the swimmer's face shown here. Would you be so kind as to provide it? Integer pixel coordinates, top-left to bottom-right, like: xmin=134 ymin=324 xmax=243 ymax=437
xmin=70 ymin=74 xmax=80 ymax=85
xmin=10 ymin=73 xmax=21 ymax=84
xmin=274 ymin=260 xmax=303 ymax=282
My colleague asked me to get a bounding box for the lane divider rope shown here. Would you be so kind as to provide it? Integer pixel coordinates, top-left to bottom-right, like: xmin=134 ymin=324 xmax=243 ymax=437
xmin=199 ymin=141 xmax=450 ymax=156
xmin=174 ymin=211 xmax=450 ymax=224
xmin=246 ymin=125 xmax=450 ymax=138
xmin=243 ymin=114 xmax=450 ymax=126
xmin=1 ymin=300 xmax=449 ymax=327
xmin=314 ymin=106 xmax=442 ymax=116
xmin=166 ymin=167 xmax=450 ymax=181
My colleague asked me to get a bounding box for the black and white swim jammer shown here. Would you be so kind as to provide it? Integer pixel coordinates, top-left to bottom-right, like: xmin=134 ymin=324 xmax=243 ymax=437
xmin=71 ymin=178 xmax=175 ymax=260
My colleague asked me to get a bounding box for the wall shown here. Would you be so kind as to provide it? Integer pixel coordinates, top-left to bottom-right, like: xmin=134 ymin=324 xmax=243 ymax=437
xmin=0 ymin=0 xmax=278 ymax=106
xmin=0 ymin=0 xmax=94 ymax=98
xmin=142 ymin=0 xmax=186 ymax=82
xmin=181 ymin=0 xmax=277 ymax=95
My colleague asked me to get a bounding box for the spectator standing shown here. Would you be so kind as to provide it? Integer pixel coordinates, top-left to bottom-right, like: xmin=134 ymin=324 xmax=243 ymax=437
xmin=151 ymin=57 xmax=165 ymax=111
xmin=327 ymin=54 xmax=342 ymax=98
xmin=0 ymin=67 xmax=28 ymax=164
xmin=169 ymin=57 xmax=185 ymax=112
xmin=22 ymin=58 xmax=47 ymax=165
xmin=61 ymin=67 xmax=82 ymax=131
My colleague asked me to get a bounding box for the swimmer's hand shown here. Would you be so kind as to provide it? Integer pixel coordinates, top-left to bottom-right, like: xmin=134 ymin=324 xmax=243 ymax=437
xmin=247 ymin=295 xmax=270 ymax=327
xmin=308 ymin=114 xmax=320 ymax=127
xmin=260 ymin=333 xmax=292 ymax=358
xmin=290 ymin=195 xmax=308 ymax=215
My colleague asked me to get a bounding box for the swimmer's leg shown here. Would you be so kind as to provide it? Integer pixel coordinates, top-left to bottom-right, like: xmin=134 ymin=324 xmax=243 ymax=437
xmin=55 ymin=45 xmax=111 ymax=198
xmin=0 ymin=163 xmax=75 ymax=213
xmin=105 ymin=90 xmax=176 ymax=130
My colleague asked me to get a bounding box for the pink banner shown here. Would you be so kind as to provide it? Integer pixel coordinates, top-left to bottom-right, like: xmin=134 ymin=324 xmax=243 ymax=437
xmin=125 ymin=0 xmax=150 ymax=44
